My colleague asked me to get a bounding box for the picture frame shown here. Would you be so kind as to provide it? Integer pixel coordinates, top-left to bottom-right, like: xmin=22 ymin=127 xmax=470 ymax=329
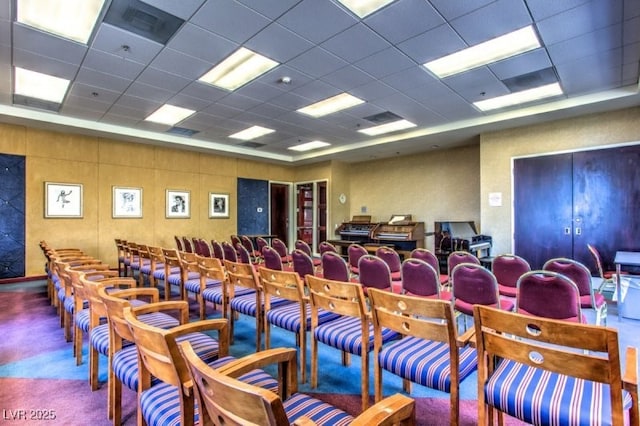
xmin=112 ymin=186 xmax=143 ymax=218
xmin=209 ymin=193 xmax=229 ymax=218
xmin=166 ymin=189 xmax=190 ymax=218
xmin=44 ymin=182 xmax=83 ymax=218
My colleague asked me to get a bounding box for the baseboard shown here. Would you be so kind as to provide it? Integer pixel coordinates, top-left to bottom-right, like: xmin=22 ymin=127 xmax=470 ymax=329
xmin=0 ymin=275 xmax=47 ymax=285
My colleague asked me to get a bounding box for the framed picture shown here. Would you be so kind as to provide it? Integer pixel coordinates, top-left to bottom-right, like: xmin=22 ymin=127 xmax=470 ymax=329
xmin=112 ymin=186 xmax=142 ymax=218
xmin=44 ymin=182 xmax=83 ymax=218
xmin=166 ymin=189 xmax=190 ymax=218
xmin=209 ymin=193 xmax=229 ymax=218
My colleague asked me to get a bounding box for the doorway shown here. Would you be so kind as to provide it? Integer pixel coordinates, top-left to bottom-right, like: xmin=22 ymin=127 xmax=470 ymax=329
xmin=0 ymin=154 xmax=25 ymax=278
xmin=295 ymin=180 xmax=327 ymax=255
xmin=270 ymin=182 xmax=291 ymax=246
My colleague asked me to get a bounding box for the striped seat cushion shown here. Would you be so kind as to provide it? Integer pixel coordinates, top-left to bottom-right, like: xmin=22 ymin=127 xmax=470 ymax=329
xmin=284 ymin=392 xmax=354 ymax=425
xmin=378 ymin=336 xmax=477 ymax=393
xmin=314 ymin=316 xmax=399 ymax=355
xmin=140 ymin=355 xmax=279 ymax=426
xmin=203 ymin=285 xmax=254 ymax=306
xmin=153 ymin=266 xmax=181 ymax=280
xmin=230 ymin=294 xmax=291 ymax=317
xmin=485 ymin=359 xmax=633 ymax=426
xmin=184 ymin=277 xmax=221 ymax=295
xmin=140 ymin=264 xmax=153 ymax=276
xmin=168 ymin=272 xmax=199 ymax=288
xmin=266 ymin=304 xmax=340 ymax=333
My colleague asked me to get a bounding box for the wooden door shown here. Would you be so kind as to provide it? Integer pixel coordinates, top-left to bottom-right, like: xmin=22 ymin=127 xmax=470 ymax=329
xmin=270 ymin=183 xmax=289 ymax=245
xmin=514 ymin=153 xmax=574 ymax=269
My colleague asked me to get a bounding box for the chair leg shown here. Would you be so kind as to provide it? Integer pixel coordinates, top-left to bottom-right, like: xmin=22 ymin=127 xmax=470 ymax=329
xmin=311 ymin=335 xmax=318 ymax=389
xmin=74 ymin=324 xmax=83 ymax=365
xmin=89 ymin=345 xmax=100 ymax=391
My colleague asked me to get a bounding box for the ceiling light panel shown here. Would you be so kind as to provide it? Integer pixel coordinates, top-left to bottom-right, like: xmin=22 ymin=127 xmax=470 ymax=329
xmin=337 ymin=0 xmax=397 ymax=18
xmin=14 ymin=67 xmax=70 ymax=103
xmin=473 ymin=83 xmax=563 ymax=111
xmin=424 ymin=26 xmax=541 ymax=78
xmin=199 ymin=48 xmax=279 ymax=91
xmin=145 ymin=104 xmax=195 ymax=126
xmin=297 ymin=93 xmax=365 ymax=117
xmin=358 ymin=119 xmax=416 ymax=136
xmin=229 ymin=125 xmax=275 ymax=141
xmin=17 ymin=0 xmax=106 ymax=44
xmin=288 ymin=141 xmax=331 ymax=151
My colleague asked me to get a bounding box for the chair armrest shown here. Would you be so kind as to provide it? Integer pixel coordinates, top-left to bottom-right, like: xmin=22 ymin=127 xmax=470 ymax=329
xmin=97 ymin=277 xmax=137 ymax=289
xmin=132 ymin=300 xmax=189 ymax=323
xmin=350 ymin=393 xmax=415 ymax=426
xmin=85 ymin=270 xmax=119 ymax=279
xmin=623 ymin=346 xmax=639 ymax=425
xmin=457 ymin=327 xmax=476 ymax=348
xmin=216 ymin=347 xmax=297 ymax=378
xmin=109 ymin=287 xmax=160 ymax=303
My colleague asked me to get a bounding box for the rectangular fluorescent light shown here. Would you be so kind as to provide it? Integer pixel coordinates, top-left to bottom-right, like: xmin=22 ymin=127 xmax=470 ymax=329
xmin=473 ymin=83 xmax=563 ymax=111
xmin=288 ymin=141 xmax=331 ymax=152
xmin=199 ymin=47 xmax=279 ymax=91
xmin=358 ymin=119 xmax=416 ymax=136
xmin=337 ymin=0 xmax=397 ymax=18
xmin=14 ymin=67 xmax=70 ymax=103
xmin=145 ymin=105 xmax=195 ymax=126
xmin=424 ymin=26 xmax=541 ymax=78
xmin=17 ymin=0 xmax=105 ymax=44
xmin=229 ymin=125 xmax=275 ymax=141
xmin=297 ymin=93 xmax=365 ymax=117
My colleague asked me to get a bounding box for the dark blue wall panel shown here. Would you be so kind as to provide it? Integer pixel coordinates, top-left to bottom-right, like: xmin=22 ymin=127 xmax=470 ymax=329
xmin=0 ymin=154 xmax=25 ymax=278
xmin=237 ymin=178 xmax=268 ymax=235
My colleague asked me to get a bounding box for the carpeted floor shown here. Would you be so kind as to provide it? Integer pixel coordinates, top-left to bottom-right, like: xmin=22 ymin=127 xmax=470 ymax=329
xmin=1 ymin=280 xmax=638 ymax=425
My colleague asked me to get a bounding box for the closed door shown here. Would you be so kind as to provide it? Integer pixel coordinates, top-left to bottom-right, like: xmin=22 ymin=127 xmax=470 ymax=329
xmin=0 ymin=154 xmax=25 ymax=278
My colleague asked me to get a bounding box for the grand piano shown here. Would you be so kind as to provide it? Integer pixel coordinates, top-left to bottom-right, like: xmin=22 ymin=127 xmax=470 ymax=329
xmin=434 ymin=220 xmax=492 ymax=270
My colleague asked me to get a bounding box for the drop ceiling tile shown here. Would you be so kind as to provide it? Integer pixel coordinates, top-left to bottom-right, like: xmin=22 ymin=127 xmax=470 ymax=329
xmin=291 ymin=79 xmax=341 ymax=102
xmin=354 ymin=47 xmax=416 ymax=79
xmin=107 ymin=102 xmax=149 ymax=121
xmin=286 ymin=47 xmax=348 ymax=78
xmin=191 ymin=0 xmax=271 ymax=44
xmin=0 ymin=1 xmax=10 ymax=20
xmin=100 ymin=112 xmax=142 ymax=127
xmin=245 ymin=22 xmax=313 ymax=63
xmin=397 ymin=24 xmax=465 ymax=64
xmin=75 ymin=67 xmax=133 ymax=93
xmin=349 ymin=80 xmax=397 ymax=101
xmin=364 ymin=0 xmax=444 ymax=44
xmin=149 ymin=47 xmax=212 ymax=79
xmin=428 ymin=0 xmax=495 ymax=20
xmin=526 ymin=0 xmax=591 ymax=20
xmin=277 ymin=0 xmax=356 ymax=44
xmin=547 ymin=24 xmax=623 ymax=66
xmin=83 ymin=49 xmax=146 ymax=80
xmin=624 ymin=0 xmax=640 ymax=17
xmin=450 ymin=0 xmax=532 ymax=45
xmin=268 ymin=91 xmax=315 ymax=110
xmin=555 ymin=48 xmax=623 ymax=94
xmin=202 ymin=102 xmax=242 ymax=119
xmin=322 ymin=65 xmax=374 ymax=91
xmin=0 ymin=19 xmax=10 ymax=47
xmin=246 ymin=102 xmax=289 ymax=119
xmin=124 ymin=81 xmax=173 ymax=103
xmin=237 ymin=0 xmax=302 ymax=19
xmin=62 ymin=94 xmax=112 ymax=114
xmin=236 ymin=81 xmax=287 ymax=102
xmin=488 ymin=48 xmax=553 ymax=80
xmin=442 ymin=67 xmax=508 ymax=102
xmin=140 ymin=0 xmax=206 ymax=20
xmin=60 ymin=103 xmax=106 ymax=120
xmin=176 ymin=112 xmax=219 ymax=131
xmin=624 ymin=15 xmax=640 ymax=44
xmin=623 ymin=41 xmax=640 ymax=65
xmin=113 ymin=94 xmax=163 ymax=115
xmin=215 ymin=93 xmax=262 ymax=110
xmin=179 ymin=81 xmax=228 ymax=102
xmin=321 ymin=23 xmax=390 ymax=63
xmin=12 ymin=48 xmax=80 ymax=80
xmin=68 ymin=82 xmax=121 ymax=103
xmin=622 ymin=61 xmax=638 ymax=85
xmin=92 ymin=23 xmax=163 ymax=65
xmin=13 ymin=23 xmax=87 ymax=66
xmin=167 ymin=23 xmax=237 ymax=64
xmin=137 ymin=67 xmax=191 ymax=93
xmin=168 ymin=92 xmax=212 ymax=111
xmin=382 ymin=66 xmax=439 ymax=93
xmin=255 ymin=65 xmax=314 ymax=90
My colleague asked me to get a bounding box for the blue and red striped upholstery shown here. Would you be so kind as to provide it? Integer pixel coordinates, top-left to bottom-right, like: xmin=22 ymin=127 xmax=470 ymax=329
xmin=314 ymin=316 xmax=398 ymax=355
xmin=282 ymin=393 xmax=354 ymax=425
xmin=266 ymin=303 xmax=339 ymax=333
xmin=485 ymin=359 xmax=633 ymax=426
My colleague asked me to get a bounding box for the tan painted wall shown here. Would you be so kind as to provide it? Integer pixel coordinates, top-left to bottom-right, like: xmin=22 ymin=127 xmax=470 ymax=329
xmin=480 ymin=107 xmax=640 ymax=256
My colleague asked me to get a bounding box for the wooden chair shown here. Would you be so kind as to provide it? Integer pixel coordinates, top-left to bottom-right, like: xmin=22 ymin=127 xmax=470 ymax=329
xmin=368 ymin=288 xmax=476 ymax=426
xmin=114 ymin=238 xmax=127 ymax=277
xmin=194 ymin=255 xmax=226 ymax=320
xmin=137 ymin=244 xmax=153 ymax=287
xmin=179 ymin=343 xmax=417 ymax=426
xmin=306 ymin=275 xmax=399 ymax=411
xmin=159 ymin=248 xmax=183 ymax=301
xmin=223 ymin=259 xmax=263 ymax=351
xmin=473 ymin=304 xmax=638 ymax=426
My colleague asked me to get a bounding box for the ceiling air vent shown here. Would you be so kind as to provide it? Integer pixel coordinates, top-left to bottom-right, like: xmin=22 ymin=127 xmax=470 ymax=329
xmin=501 ymin=67 xmax=558 ymax=93
xmin=238 ymin=142 xmax=265 ymax=149
xmin=166 ymin=127 xmax=199 ymax=137
xmin=363 ymin=111 xmax=403 ymax=124
xmin=104 ymin=0 xmax=185 ymax=45
xmin=13 ymin=95 xmax=60 ymax=112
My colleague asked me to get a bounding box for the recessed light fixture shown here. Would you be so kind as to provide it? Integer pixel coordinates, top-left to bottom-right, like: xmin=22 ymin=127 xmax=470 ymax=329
xmin=358 ymin=119 xmax=416 ymax=136
xmin=199 ymin=47 xmax=279 ymax=91
xmin=473 ymin=83 xmax=563 ymax=111
xmin=17 ymin=0 xmax=105 ymax=44
xmin=229 ymin=125 xmax=275 ymax=141
xmin=297 ymin=93 xmax=365 ymax=118
xmin=145 ymin=104 xmax=195 ymax=126
xmin=288 ymin=141 xmax=331 ymax=152
xmin=424 ymin=26 xmax=541 ymax=78
xmin=14 ymin=67 xmax=70 ymax=104
xmin=336 ymin=0 xmax=397 ymax=18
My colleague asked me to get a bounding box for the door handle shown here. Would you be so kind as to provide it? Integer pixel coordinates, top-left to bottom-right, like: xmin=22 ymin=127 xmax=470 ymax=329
xmin=575 ymin=227 xmax=581 ymax=235
xmin=564 ymin=227 xmax=571 ymax=235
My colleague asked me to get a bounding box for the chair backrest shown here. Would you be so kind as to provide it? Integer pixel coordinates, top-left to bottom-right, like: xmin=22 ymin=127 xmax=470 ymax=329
xmin=259 ymin=267 xmax=305 ymax=305
xmin=272 ymin=238 xmax=289 ymax=260
xmin=196 ymin=238 xmax=212 ymax=257
xmin=319 ymin=241 xmax=338 ymax=255
xmin=256 ymin=237 xmax=269 ymax=254
xmin=375 ymin=246 xmax=401 ymax=274
xmin=237 ymin=244 xmax=253 ymax=264
xmin=543 ymin=257 xmax=593 ymax=297
xmin=230 ymin=235 xmax=242 ymax=251
xmin=291 ymin=249 xmax=315 ymax=280
xmin=400 ymin=258 xmax=440 ymax=297
xmin=240 ymin=235 xmax=257 ymax=255
xmin=174 ymin=236 xmax=183 ymax=251
xmin=587 ymin=243 xmax=608 ymax=277
xmin=516 ymin=270 xmax=583 ymax=322
xmin=447 ymin=251 xmax=479 ymax=279
xmin=321 ymin=251 xmax=350 ymax=282
xmin=473 ymin=304 xmax=636 ymax=426
xmin=262 ymin=245 xmax=283 ymax=271
xmin=307 ymin=275 xmax=369 ymax=320
xmin=492 ymin=254 xmax=531 ymax=288
xmin=451 ymin=262 xmax=500 ymax=307
xmin=358 ymin=254 xmax=392 ymax=291
xmin=224 ymin=259 xmax=261 ymax=295
xmin=182 ymin=237 xmax=193 ymax=253
xmin=409 ymin=248 xmax=440 ymax=272
xmin=294 ymin=239 xmax=313 ymax=257
xmin=211 ymin=240 xmax=224 ymax=260
xmin=348 ymin=243 xmax=368 ymax=271
xmin=222 ymin=241 xmax=238 ymax=262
